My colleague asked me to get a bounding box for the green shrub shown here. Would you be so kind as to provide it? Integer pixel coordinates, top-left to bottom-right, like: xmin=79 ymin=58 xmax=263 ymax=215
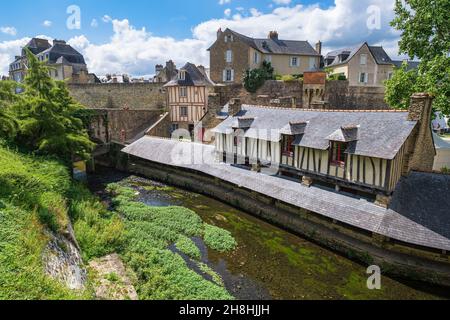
xmin=243 ymin=61 xmax=274 ymax=93
xmin=176 ymin=236 xmax=201 ymax=260
xmin=282 ymin=75 xmax=296 ymax=82
xmin=203 ymin=224 xmax=237 ymax=252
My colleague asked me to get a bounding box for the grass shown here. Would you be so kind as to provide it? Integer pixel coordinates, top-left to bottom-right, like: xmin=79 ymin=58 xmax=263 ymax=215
xmin=106 ymin=183 xmax=237 ymax=300
xmin=0 ymin=145 xmax=88 ymax=299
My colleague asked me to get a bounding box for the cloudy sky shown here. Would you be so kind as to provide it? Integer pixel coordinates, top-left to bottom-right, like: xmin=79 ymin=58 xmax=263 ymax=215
xmin=0 ymin=0 xmax=405 ymax=77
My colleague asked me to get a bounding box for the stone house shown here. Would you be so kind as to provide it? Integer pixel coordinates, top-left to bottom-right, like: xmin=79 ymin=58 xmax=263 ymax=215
xmin=324 ymin=43 xmax=419 ymax=87
xmin=9 ymin=38 xmax=91 ymax=84
xmin=208 ymin=28 xmax=322 ymax=84
xmin=212 ymin=93 xmax=435 ymax=206
xmin=164 ymin=62 xmax=215 ymax=138
xmin=153 ymin=60 xmax=178 ymax=84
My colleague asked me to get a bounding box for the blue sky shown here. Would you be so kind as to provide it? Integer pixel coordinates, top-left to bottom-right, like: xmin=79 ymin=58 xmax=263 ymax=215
xmin=0 ymin=0 xmax=401 ymax=77
xmin=0 ymin=0 xmax=334 ymax=42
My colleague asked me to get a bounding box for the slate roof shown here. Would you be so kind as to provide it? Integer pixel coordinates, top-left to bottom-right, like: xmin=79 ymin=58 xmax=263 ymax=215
xmin=23 ymin=38 xmax=51 ymax=55
xmin=211 ymin=28 xmax=320 ymax=56
xmin=122 ymin=137 xmax=450 ymax=252
xmin=325 ymin=43 xmax=393 ymax=67
xmin=392 ymin=60 xmax=420 ymax=71
xmin=164 ymin=63 xmax=215 ymax=87
xmin=39 ymin=42 xmax=86 ymax=65
xmin=212 ymin=105 xmax=417 ymax=160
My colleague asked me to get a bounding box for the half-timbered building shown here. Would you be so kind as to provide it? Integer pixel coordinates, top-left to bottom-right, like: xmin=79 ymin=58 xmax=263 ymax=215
xmin=212 ymin=94 xmax=435 ymax=205
xmin=164 ymin=63 xmax=215 ymax=138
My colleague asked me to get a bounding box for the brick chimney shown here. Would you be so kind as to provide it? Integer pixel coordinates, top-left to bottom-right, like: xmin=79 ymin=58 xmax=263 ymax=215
xmin=315 ymin=41 xmax=322 ymax=55
xmin=228 ymin=98 xmax=242 ymax=117
xmin=405 ymin=93 xmax=436 ymax=173
xmin=268 ymin=31 xmax=279 ymax=41
xmin=217 ymin=28 xmax=223 ymax=39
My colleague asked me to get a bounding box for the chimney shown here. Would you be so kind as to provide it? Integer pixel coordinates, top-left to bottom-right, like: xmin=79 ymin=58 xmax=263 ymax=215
xmin=268 ymin=31 xmax=279 ymax=41
xmin=155 ymin=64 xmax=163 ymax=73
xmin=53 ymin=39 xmax=66 ymax=46
xmin=228 ymin=98 xmax=242 ymax=117
xmin=406 ymin=93 xmax=436 ymax=173
xmin=315 ymin=41 xmax=322 ymax=55
xmin=217 ymin=28 xmax=223 ymax=39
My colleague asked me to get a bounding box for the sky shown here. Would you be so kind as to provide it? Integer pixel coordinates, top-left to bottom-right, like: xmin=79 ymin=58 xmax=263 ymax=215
xmin=0 ymin=0 xmax=405 ymax=77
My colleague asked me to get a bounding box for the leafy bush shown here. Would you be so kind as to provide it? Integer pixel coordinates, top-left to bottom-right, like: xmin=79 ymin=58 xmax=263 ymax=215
xmin=243 ymin=61 xmax=274 ymax=93
xmin=203 ymin=224 xmax=237 ymax=252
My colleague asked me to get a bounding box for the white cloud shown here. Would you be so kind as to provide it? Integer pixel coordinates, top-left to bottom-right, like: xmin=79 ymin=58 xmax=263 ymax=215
xmin=0 ymin=27 xmax=17 ymax=36
xmin=0 ymin=1 xmax=403 ymax=77
xmin=91 ymin=19 xmax=99 ymax=28
xmin=219 ymin=0 xmax=231 ymax=5
xmin=102 ymin=15 xmax=112 ymax=23
xmin=43 ymin=20 xmax=52 ymax=27
xmin=273 ymin=0 xmax=292 ymax=5
xmin=224 ymin=9 xmax=231 ymax=17
xmin=250 ymin=8 xmax=262 ymax=17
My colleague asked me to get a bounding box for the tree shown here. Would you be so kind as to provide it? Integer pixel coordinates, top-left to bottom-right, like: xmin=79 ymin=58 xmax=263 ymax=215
xmin=0 ymin=80 xmax=19 ymax=139
xmin=386 ymin=0 xmax=450 ymax=113
xmin=11 ymin=49 xmax=94 ymax=163
xmin=243 ymin=61 xmax=275 ymax=93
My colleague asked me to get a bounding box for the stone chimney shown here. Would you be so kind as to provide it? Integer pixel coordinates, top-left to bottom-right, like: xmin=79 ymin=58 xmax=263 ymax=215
xmin=155 ymin=64 xmax=163 ymax=74
xmin=228 ymin=98 xmax=242 ymax=117
xmin=217 ymin=28 xmax=223 ymax=39
xmin=268 ymin=31 xmax=279 ymax=41
xmin=315 ymin=41 xmax=322 ymax=55
xmin=406 ymin=93 xmax=436 ymax=173
xmin=53 ymin=39 xmax=67 ymax=45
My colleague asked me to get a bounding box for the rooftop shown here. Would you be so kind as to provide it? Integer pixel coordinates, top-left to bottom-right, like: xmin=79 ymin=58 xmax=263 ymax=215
xmin=211 ymin=28 xmax=320 ymax=56
xmin=122 ymin=136 xmax=450 ymax=252
xmin=213 ymin=104 xmax=417 ymax=160
xmin=325 ymin=43 xmax=393 ymax=67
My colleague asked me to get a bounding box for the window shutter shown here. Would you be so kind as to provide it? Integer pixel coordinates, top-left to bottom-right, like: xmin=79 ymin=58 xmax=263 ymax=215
xmin=223 ymin=70 xmax=226 ymax=82
xmin=231 ymin=69 xmax=235 ymax=81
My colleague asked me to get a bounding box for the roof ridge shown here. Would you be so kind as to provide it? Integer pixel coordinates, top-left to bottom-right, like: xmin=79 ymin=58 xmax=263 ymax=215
xmin=242 ymin=104 xmax=405 ymax=113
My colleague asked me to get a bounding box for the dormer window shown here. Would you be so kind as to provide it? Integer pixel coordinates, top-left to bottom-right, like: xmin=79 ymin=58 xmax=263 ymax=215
xmin=179 ymin=70 xmax=186 ymax=80
xmin=330 ymin=142 xmax=347 ymax=167
xmin=282 ymin=135 xmax=294 ymax=157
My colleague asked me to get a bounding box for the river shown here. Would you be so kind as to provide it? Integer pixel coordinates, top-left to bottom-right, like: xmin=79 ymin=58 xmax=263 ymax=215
xmin=88 ymin=167 xmax=449 ymax=300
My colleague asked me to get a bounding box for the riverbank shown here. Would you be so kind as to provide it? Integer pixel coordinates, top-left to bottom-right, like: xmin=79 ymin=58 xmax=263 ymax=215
xmin=88 ymin=167 xmax=450 ymax=299
xmin=116 ymin=137 xmax=450 ymax=287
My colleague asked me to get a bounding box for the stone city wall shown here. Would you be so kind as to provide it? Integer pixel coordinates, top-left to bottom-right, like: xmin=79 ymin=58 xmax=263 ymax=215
xmin=69 ymin=83 xmax=167 ymax=110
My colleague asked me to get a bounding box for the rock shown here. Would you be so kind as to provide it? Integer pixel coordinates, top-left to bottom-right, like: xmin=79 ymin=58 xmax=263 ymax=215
xmin=89 ymin=254 xmax=139 ymax=300
xmin=42 ymin=229 xmax=87 ymax=291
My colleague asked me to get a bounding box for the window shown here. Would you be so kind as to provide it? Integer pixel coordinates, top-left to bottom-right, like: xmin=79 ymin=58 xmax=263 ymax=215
xmin=180 ymin=106 xmax=188 ymax=117
xmin=171 ymin=124 xmax=179 ymax=132
xmin=179 ymin=70 xmax=186 ymax=80
xmin=224 ymin=35 xmax=233 ymax=43
xmin=290 ymin=57 xmax=299 ymax=67
xmin=179 ymin=87 xmax=187 ymax=97
xmin=387 ymin=72 xmax=393 ymax=80
xmin=309 ymin=57 xmax=316 ymax=70
xmin=223 ymin=69 xmax=234 ymax=82
xmin=282 ymin=136 xmax=294 ymax=157
xmin=226 ymin=50 xmax=233 ymax=63
xmin=359 ymin=72 xmax=368 ymax=83
xmin=330 ymin=142 xmax=347 ymax=167
xmin=54 ymin=70 xmax=59 ymax=77
xmin=360 ymin=54 xmax=367 ymax=65
xmin=253 ymin=52 xmax=260 ymax=64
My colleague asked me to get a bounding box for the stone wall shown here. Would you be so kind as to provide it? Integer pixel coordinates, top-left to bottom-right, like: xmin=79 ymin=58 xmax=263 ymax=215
xmin=69 ymin=83 xmax=167 ymax=110
xmin=88 ymin=109 xmax=162 ymax=144
xmin=213 ymin=80 xmax=389 ymax=110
